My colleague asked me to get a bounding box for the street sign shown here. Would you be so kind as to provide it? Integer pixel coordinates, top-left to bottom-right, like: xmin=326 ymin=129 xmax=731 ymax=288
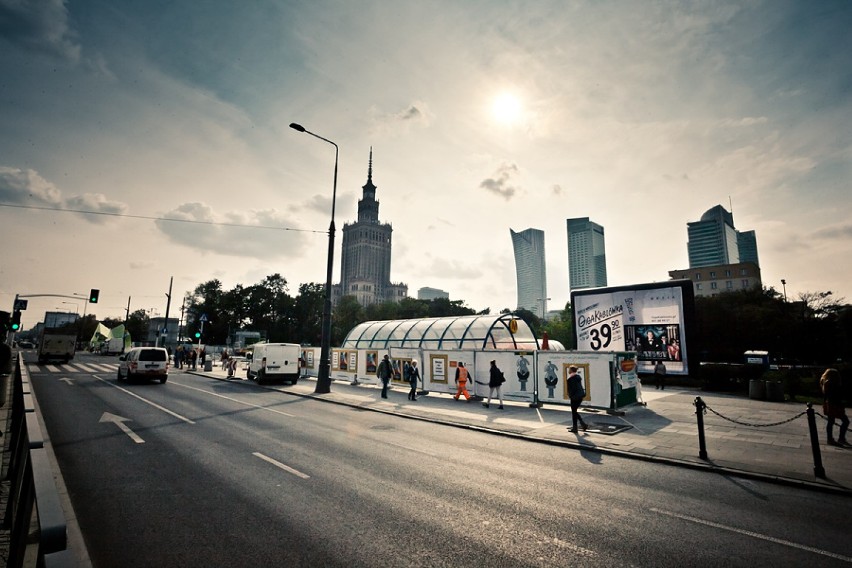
xmin=13 ymin=299 xmax=28 ymax=311
xmin=199 ymin=314 xmax=209 ymax=323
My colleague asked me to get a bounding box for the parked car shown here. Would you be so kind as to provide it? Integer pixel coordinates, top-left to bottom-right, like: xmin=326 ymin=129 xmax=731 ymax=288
xmin=117 ymin=347 xmax=169 ymax=383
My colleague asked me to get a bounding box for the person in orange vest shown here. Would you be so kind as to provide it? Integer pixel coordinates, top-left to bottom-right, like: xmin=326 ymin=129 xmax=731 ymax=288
xmin=453 ymin=361 xmax=472 ymax=402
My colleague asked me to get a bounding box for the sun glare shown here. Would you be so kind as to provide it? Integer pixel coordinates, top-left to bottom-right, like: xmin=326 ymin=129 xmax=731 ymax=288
xmin=491 ymin=92 xmax=523 ymax=125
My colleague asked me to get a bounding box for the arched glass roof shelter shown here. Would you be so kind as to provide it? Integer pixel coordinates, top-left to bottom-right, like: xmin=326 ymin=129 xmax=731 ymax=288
xmin=340 ymin=314 xmax=541 ymax=351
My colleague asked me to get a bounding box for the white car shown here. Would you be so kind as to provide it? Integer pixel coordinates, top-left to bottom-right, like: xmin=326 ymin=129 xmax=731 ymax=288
xmin=118 ymin=347 xmax=169 ymax=383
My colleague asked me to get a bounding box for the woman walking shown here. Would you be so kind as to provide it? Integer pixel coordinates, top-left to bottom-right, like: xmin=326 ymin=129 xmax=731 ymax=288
xmin=484 ymin=360 xmax=505 ymax=409
xmin=820 ymin=368 xmax=849 ymax=446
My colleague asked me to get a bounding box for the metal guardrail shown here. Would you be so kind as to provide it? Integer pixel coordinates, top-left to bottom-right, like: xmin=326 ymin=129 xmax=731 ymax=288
xmin=2 ymin=353 xmax=71 ymax=567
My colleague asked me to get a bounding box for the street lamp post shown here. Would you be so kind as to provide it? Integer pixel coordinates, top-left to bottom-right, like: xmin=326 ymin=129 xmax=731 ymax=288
xmin=290 ymin=122 xmax=338 ymax=394
xmin=781 ymin=279 xmax=787 ymax=303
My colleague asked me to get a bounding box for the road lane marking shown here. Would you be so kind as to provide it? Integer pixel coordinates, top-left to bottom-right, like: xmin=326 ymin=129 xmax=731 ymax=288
xmin=93 ymin=375 xmax=196 ymax=424
xmin=171 ymin=381 xmax=296 ymax=417
xmin=59 ymin=378 xmax=74 ymax=385
xmin=100 ymin=412 xmax=145 ymax=444
xmin=253 ymin=452 xmax=310 ymax=479
xmin=650 ymin=508 xmax=852 ymax=563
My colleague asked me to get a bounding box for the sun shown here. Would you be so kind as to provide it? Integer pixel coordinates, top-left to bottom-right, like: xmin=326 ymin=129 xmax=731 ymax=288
xmin=491 ymin=92 xmax=523 ymax=125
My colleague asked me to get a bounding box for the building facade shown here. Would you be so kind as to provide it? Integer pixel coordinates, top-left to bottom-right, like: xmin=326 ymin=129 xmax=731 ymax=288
xmin=566 ymin=217 xmax=608 ymax=291
xmin=417 ymin=287 xmax=450 ymax=301
xmin=687 ymin=205 xmax=759 ymax=268
xmin=334 ymin=149 xmax=408 ymax=307
xmin=669 ymin=262 xmax=762 ymax=298
xmin=510 ymin=228 xmax=548 ymax=317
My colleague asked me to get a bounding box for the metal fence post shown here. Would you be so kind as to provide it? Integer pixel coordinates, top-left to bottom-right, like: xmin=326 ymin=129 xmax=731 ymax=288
xmin=694 ymin=396 xmax=708 ymax=460
xmin=806 ymin=403 xmax=826 ymax=479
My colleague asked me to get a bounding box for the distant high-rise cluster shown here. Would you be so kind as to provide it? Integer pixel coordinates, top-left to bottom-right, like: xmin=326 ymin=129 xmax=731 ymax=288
xmin=510 ymin=228 xmax=548 ymax=317
xmin=687 ymin=205 xmax=759 ymax=268
xmin=566 ymin=217 xmax=608 ymax=292
xmin=334 ymin=149 xmax=407 ymax=307
xmin=672 ymin=204 xmax=762 ymax=297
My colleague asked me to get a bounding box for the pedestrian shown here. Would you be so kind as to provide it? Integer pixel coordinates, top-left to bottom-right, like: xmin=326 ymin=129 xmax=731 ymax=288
xmin=407 ymin=360 xmax=420 ymax=401
xmin=654 ymin=360 xmax=667 ymax=390
xmin=377 ymin=354 xmax=392 ymax=399
xmin=453 ymin=361 xmax=471 ymax=402
xmin=484 ymin=360 xmax=505 ymax=409
xmin=190 ymin=348 xmax=198 ymax=370
xmin=221 ymin=349 xmax=230 ymax=370
xmin=567 ymin=365 xmax=589 ymax=433
xmin=200 ymin=348 xmax=206 ymax=368
xmin=175 ymin=346 xmax=183 ymax=369
xmin=820 ymin=368 xmax=849 ymax=447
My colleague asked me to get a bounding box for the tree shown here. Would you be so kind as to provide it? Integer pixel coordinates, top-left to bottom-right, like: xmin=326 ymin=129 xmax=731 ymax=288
xmin=333 ymin=296 xmax=365 ymax=342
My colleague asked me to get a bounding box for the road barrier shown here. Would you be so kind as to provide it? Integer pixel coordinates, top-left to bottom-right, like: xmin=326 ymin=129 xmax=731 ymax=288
xmin=693 ymin=396 xmax=828 ymax=479
xmin=2 ymin=353 xmax=72 ymax=567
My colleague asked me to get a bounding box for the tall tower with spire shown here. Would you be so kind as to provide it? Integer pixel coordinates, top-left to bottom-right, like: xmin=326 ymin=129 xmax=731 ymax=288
xmin=335 ymin=148 xmax=408 ymax=307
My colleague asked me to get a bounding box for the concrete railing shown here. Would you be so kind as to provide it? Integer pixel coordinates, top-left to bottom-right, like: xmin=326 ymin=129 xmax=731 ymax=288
xmin=2 ymin=352 xmax=72 ymax=567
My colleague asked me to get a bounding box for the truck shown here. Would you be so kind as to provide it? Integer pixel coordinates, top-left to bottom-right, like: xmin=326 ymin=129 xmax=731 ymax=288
xmin=99 ymin=337 xmax=126 ymax=355
xmin=38 ymin=311 xmax=79 ymax=364
xmin=247 ymin=342 xmax=301 ymax=385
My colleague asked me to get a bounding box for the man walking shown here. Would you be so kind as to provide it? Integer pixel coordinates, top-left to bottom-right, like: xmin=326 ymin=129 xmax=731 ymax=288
xmin=484 ymin=360 xmax=505 ymax=409
xmin=377 ymin=354 xmax=392 ymax=399
xmin=654 ymin=360 xmax=667 ymax=390
xmin=407 ymin=360 xmax=420 ymax=401
xmin=454 ymin=362 xmax=471 ymax=402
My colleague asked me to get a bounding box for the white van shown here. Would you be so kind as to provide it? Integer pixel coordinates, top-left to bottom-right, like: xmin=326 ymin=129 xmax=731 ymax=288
xmin=247 ymin=342 xmax=301 ymax=385
xmin=117 ymin=347 xmax=169 ymax=383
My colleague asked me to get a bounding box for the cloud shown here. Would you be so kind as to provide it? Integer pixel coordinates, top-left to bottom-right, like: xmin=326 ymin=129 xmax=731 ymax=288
xmin=155 ymin=202 xmax=310 ymax=259
xmin=65 ymin=193 xmax=129 ymax=224
xmin=811 ymin=223 xmax=852 ymax=242
xmin=479 ymin=163 xmax=520 ymax=200
xmin=369 ymin=101 xmax=434 ymax=134
xmin=0 ymin=167 xmax=62 ymax=205
xmin=0 ymin=167 xmax=129 ymax=223
xmin=0 ymin=0 xmax=80 ymax=62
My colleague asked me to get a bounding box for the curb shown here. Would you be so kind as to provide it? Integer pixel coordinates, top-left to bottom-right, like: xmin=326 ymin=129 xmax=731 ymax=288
xmin=188 ymin=370 xmax=852 ymax=498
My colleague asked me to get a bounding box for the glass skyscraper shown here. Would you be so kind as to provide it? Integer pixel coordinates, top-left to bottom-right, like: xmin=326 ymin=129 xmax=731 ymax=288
xmin=566 ymin=218 xmax=607 ymax=291
xmin=510 ymin=228 xmax=547 ymax=317
xmin=687 ymin=205 xmax=759 ymax=268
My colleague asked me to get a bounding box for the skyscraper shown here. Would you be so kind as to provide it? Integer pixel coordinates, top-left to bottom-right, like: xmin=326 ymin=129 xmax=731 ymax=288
xmin=566 ymin=218 xmax=607 ymax=291
xmin=335 ymin=148 xmax=407 ymax=307
xmin=687 ymin=205 xmax=759 ymax=268
xmin=510 ymin=228 xmax=547 ymax=317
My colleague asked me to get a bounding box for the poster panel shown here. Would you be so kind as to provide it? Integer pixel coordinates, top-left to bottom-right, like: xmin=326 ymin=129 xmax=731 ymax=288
xmin=389 ymin=348 xmax=423 ymax=388
xmin=572 ymin=281 xmax=693 ymax=375
xmin=535 ymin=351 xmax=613 ymax=408
xmin=471 ymin=351 xmax=535 ymax=403
xmin=422 ymin=351 xmax=477 ymax=396
xmin=301 ymin=347 xmax=318 ymax=378
xmin=330 ymin=348 xmax=359 ymax=381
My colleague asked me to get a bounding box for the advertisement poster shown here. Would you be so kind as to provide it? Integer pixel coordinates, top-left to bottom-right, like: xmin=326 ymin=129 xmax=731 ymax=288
xmin=572 ymin=281 xmax=693 ymax=374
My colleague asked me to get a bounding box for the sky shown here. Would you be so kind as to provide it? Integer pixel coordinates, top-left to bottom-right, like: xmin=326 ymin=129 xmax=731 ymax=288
xmin=1 ymin=0 xmax=850 ymax=330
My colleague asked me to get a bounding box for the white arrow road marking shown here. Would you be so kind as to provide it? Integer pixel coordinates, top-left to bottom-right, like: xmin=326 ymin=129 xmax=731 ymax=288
xmin=100 ymin=412 xmax=145 ymax=444
xmin=253 ymin=452 xmax=310 ymax=479
xmin=92 ymin=375 xmax=195 ymax=424
xmin=59 ymin=378 xmax=74 ymax=385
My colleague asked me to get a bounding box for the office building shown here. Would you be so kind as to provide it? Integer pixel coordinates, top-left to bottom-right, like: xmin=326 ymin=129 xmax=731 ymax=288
xmin=687 ymin=205 xmax=759 ymax=268
xmin=566 ymin=218 xmax=607 ymax=291
xmin=417 ymin=287 xmax=450 ymax=301
xmin=510 ymin=228 xmax=547 ymax=317
xmin=669 ymin=262 xmax=762 ymax=298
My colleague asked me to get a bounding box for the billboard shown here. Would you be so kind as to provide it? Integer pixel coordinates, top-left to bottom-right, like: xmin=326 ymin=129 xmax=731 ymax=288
xmin=571 ymin=280 xmax=695 ymax=375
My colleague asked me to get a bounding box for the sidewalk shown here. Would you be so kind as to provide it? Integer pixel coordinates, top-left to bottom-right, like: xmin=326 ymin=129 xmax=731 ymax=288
xmin=189 ymin=365 xmax=852 ymax=495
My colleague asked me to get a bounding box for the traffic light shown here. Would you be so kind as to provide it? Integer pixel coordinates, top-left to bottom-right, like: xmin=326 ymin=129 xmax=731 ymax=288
xmin=194 ymin=332 xmax=201 ymax=339
xmin=0 ymin=311 xmax=9 ymax=332
xmin=89 ymin=289 xmax=100 ymax=303
xmin=10 ymin=310 xmax=22 ymax=331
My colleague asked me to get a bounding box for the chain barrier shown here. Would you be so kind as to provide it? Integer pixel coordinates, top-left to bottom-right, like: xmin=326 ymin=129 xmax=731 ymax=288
xmin=701 ymin=404 xmax=807 ymax=428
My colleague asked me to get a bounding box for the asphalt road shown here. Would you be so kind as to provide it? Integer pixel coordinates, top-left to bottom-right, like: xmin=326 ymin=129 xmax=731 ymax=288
xmin=29 ymin=353 xmax=852 ymax=567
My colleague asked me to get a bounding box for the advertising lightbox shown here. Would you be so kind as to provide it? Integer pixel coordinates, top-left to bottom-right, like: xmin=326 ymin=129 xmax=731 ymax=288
xmin=571 ymin=280 xmax=695 ymax=375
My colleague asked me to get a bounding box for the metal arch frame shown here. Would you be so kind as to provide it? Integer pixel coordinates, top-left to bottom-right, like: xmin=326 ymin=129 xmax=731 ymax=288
xmin=416 ymin=317 xmax=443 ymax=349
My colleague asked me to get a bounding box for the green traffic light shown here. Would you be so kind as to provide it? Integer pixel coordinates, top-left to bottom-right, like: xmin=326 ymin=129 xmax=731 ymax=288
xmin=11 ymin=323 xmax=20 ymax=331
xmin=194 ymin=332 xmax=201 ymax=338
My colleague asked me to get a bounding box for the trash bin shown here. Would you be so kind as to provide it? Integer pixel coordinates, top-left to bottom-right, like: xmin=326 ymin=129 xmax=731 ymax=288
xmin=748 ymin=379 xmax=766 ymax=400
xmin=765 ymin=380 xmax=784 ymax=402
xmin=204 ymin=360 xmax=213 ymax=372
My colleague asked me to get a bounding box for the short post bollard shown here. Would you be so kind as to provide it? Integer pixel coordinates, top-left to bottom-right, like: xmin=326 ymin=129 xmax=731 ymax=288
xmin=806 ymin=403 xmax=826 ymax=479
xmin=694 ymin=396 xmax=708 ymax=460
